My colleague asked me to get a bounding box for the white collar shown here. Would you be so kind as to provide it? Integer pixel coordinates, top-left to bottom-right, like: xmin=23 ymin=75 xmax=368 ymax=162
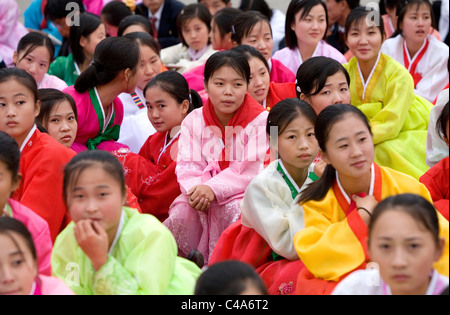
xmin=357 ymin=52 xmax=381 ymax=100
xmin=148 ymin=2 xmax=164 ymax=20
xmin=108 ymin=210 xmax=125 ymax=255
xmin=335 ymin=163 xmax=375 ymax=204
xmin=20 ymin=124 xmax=37 ymax=152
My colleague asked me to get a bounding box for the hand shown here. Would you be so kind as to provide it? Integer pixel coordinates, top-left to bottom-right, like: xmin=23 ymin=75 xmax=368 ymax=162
xmin=313 ymin=160 xmax=327 ymax=178
xmin=352 ymin=195 xmax=378 ymax=225
xmin=74 ymin=220 xmax=109 ymax=271
xmin=187 ymin=185 xmax=215 ymax=211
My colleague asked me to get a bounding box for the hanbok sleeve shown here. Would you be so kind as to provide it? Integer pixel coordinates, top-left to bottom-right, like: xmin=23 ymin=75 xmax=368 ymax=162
xmin=241 ymin=173 xmax=304 ymax=260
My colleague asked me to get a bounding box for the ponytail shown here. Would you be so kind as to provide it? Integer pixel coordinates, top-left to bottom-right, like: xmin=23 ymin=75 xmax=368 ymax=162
xmin=298 ymin=164 xmax=336 ymax=204
xmin=188 ymin=89 xmax=203 ymax=113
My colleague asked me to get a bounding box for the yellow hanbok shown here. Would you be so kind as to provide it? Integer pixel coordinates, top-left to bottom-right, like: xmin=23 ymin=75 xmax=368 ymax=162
xmin=344 ymin=53 xmax=432 ymax=179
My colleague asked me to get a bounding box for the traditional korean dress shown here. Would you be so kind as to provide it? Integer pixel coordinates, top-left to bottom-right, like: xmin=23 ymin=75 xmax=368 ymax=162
xmin=4 ymin=198 xmax=52 ymax=276
xmin=115 ymin=130 xmax=181 ymax=222
xmin=64 ymin=86 xmax=128 ymax=152
xmin=381 ymin=34 xmax=449 ymax=103
xmin=293 ymin=163 xmax=449 ymax=295
xmin=52 ymin=207 xmax=202 ymax=295
xmin=12 ymin=125 xmax=75 ymax=242
xmin=118 ymin=87 xmax=156 ymax=153
xmin=332 ymin=268 xmax=449 ymax=295
xmin=37 ymin=73 xmax=68 ymax=91
xmin=210 ymin=160 xmax=317 ymax=295
xmin=420 ymin=157 xmax=449 ymax=221
xmin=163 ymin=94 xmax=269 ymax=264
xmin=161 ymin=43 xmax=217 ymax=74
xmin=31 ymin=275 xmax=75 ymax=295
xmin=344 ymin=53 xmax=432 ymax=180
xmin=48 ymin=53 xmax=80 ymax=86
xmin=272 ymin=40 xmax=347 ymax=75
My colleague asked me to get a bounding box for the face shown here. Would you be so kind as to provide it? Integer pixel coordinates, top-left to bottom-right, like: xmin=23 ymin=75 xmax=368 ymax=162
xmin=142 ymin=0 xmax=164 ymax=14
xmin=13 ymin=46 xmax=51 ymax=85
xmin=66 ymin=165 xmax=126 ymax=242
xmin=137 ymin=45 xmax=162 ymax=91
xmin=204 ymin=65 xmax=248 ymax=126
xmin=277 ymin=115 xmax=319 ymax=175
xmin=345 ymin=18 xmax=384 ymax=64
xmin=400 ymin=3 xmax=432 ymax=46
xmin=369 ymin=210 xmax=444 ymax=295
xmin=124 ymin=64 xmax=142 ymax=94
xmin=239 ymin=21 xmax=273 ymax=61
xmin=52 ymin=17 xmax=71 ymax=38
xmin=247 ymin=57 xmax=270 ymax=105
xmin=0 ymin=232 xmax=37 ymax=295
xmin=321 ymin=113 xmax=374 ymax=181
xmin=301 ymin=71 xmax=351 ymax=114
xmin=145 ymin=85 xmax=189 ymax=133
xmin=210 ymin=19 xmax=232 ymax=50
xmin=200 ymin=0 xmax=229 ymax=16
xmin=0 ymin=161 xmax=20 ymax=212
xmin=181 ymin=17 xmax=210 ymax=51
xmin=325 ymin=0 xmax=344 ymax=25
xmin=0 ymin=80 xmax=40 ymax=148
xmin=45 ymin=100 xmax=77 ymax=149
xmin=291 ymin=5 xmax=327 ymax=49
xmin=80 ymin=24 xmax=107 ymax=60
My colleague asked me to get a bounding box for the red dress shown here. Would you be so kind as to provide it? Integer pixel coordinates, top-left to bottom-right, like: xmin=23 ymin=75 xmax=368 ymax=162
xmin=116 ymin=131 xmax=181 ymax=222
xmin=420 ymin=157 xmax=449 ymax=220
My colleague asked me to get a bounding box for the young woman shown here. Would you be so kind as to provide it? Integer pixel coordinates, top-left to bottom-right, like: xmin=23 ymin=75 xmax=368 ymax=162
xmin=52 ymin=150 xmax=202 ymax=295
xmin=63 ymin=36 xmax=141 ymax=152
xmin=209 ymin=98 xmax=319 ymax=295
xmin=343 ymin=6 xmax=433 ymax=180
xmin=272 ymin=0 xmax=346 ymax=76
xmin=160 ymin=4 xmax=217 ymax=73
xmin=293 ymin=104 xmax=448 ymax=295
xmin=381 ymin=0 xmax=449 ymax=103
xmin=0 ymin=68 xmax=75 ymax=242
xmin=48 ymin=12 xmax=106 ymax=86
xmin=163 ymin=50 xmax=269 ymax=265
xmin=13 ymin=32 xmax=67 ymax=90
xmin=333 ymin=194 xmax=448 ymax=295
xmin=115 ymin=71 xmax=202 ymax=222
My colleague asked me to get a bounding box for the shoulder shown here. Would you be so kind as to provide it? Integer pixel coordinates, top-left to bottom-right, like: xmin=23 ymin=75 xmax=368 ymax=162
xmin=9 ymin=198 xmax=50 ymax=231
xmin=39 ymin=275 xmax=75 ymax=295
xmin=272 ymin=47 xmax=294 ymax=59
xmin=164 ymin=0 xmax=185 ymax=13
xmin=332 ymin=269 xmax=383 ymax=295
xmin=26 ymin=130 xmax=75 ymax=162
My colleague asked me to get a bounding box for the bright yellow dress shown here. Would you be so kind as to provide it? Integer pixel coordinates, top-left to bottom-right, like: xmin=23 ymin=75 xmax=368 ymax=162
xmin=344 ymin=53 xmax=432 ymax=179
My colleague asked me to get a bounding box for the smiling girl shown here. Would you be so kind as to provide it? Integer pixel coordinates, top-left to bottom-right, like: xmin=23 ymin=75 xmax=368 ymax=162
xmin=293 ymin=104 xmax=448 ymax=295
xmin=272 ymin=0 xmax=346 ymax=76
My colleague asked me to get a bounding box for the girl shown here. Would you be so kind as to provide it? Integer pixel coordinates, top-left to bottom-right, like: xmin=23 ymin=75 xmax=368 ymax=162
xmin=232 ymin=11 xmax=296 ymax=84
xmin=293 ymin=104 xmax=449 ymax=295
xmin=163 ymin=50 xmax=269 ymax=265
xmin=49 ymin=12 xmax=107 ymax=86
xmin=420 ymin=101 xmax=449 ymax=220
xmin=343 ymin=6 xmax=432 ymax=180
xmin=0 ymin=131 xmax=52 ymax=276
xmin=36 ymin=88 xmax=82 ymax=152
xmin=63 ymin=36 xmax=141 ymax=152
xmin=117 ymin=32 xmax=163 ymax=153
xmin=100 ymin=0 xmax=132 ymax=37
xmin=0 ymin=68 xmax=75 ymax=242
xmin=115 ymin=71 xmax=202 ymax=222
xmin=381 ymin=0 xmax=449 ymax=103
xmin=232 ymin=45 xmax=296 ymax=111
xmin=272 ymin=0 xmax=347 ymax=76
xmin=183 ymin=7 xmax=242 ymax=99
xmin=333 ymin=194 xmax=448 ymax=295
xmin=160 ymin=4 xmax=217 ymax=73
xmin=296 ymin=56 xmax=351 ymax=114
xmin=13 ymin=32 xmax=67 ymax=91
xmin=0 ymin=217 xmax=73 ymax=295
xmin=52 ymin=150 xmax=202 ymax=295
xmin=210 ymin=98 xmax=319 ymax=295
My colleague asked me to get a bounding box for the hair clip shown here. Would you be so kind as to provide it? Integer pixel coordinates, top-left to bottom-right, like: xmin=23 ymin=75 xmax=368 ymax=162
xmin=231 ymin=25 xmax=235 ymax=34
xmin=295 ymin=79 xmax=301 ymax=94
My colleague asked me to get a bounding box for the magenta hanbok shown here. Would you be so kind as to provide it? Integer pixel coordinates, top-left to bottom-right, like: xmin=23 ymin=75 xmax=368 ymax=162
xmin=5 ymin=199 xmax=52 ymax=276
xmin=32 ymin=275 xmax=74 ymax=295
xmin=272 ymin=40 xmax=347 ymax=75
xmin=63 ymin=86 xmax=129 ymax=152
xmin=163 ymin=94 xmax=269 ymax=264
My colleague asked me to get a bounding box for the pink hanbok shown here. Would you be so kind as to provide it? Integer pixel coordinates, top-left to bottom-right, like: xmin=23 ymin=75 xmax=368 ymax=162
xmin=0 ymin=0 xmax=28 ymax=67
xmin=272 ymin=40 xmax=347 ymax=75
xmin=163 ymin=94 xmax=269 ymax=264
xmin=63 ymin=86 xmax=129 ymax=152
xmin=5 ymin=199 xmax=52 ymax=276
xmin=32 ymin=275 xmax=74 ymax=295
xmin=38 ymin=73 xmax=68 ymax=91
